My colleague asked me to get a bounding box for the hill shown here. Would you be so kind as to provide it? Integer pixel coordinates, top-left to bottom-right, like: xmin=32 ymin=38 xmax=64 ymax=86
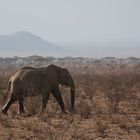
xmin=0 ymin=31 xmax=66 ymax=57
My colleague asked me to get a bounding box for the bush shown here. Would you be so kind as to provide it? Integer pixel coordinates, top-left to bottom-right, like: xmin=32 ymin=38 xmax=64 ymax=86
xmin=106 ymin=90 xmax=124 ymax=113
xmin=24 ymin=96 xmax=42 ymax=115
xmin=96 ymin=120 xmax=108 ymax=138
xmin=76 ymin=100 xmax=91 ymax=119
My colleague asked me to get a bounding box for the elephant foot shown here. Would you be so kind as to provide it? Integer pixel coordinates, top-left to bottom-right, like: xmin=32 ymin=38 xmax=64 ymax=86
xmin=62 ymin=110 xmax=68 ymax=114
xmin=1 ymin=109 xmax=8 ymax=115
xmin=69 ymin=108 xmax=76 ymax=114
xmin=18 ymin=110 xmax=25 ymax=115
xmin=18 ymin=112 xmax=25 ymax=116
xmin=18 ymin=112 xmax=31 ymax=117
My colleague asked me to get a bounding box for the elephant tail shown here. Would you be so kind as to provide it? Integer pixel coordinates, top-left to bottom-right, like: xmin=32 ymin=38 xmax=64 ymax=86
xmin=2 ymin=80 xmax=11 ymax=103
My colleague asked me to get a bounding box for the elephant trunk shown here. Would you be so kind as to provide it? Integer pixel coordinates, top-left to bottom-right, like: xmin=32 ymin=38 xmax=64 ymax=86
xmin=70 ymin=83 xmax=75 ymax=111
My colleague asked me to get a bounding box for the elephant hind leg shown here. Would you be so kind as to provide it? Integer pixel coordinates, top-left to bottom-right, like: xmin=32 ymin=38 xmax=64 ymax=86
xmin=51 ymin=88 xmax=66 ymax=113
xmin=18 ymin=98 xmax=25 ymax=114
xmin=1 ymin=94 xmax=17 ymax=115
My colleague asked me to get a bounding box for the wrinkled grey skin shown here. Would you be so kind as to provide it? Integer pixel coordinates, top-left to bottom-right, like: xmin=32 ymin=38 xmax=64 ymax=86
xmin=1 ymin=65 xmax=75 ymax=115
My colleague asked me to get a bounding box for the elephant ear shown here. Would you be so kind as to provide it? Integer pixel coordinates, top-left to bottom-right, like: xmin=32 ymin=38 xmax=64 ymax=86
xmin=59 ymin=68 xmax=68 ymax=84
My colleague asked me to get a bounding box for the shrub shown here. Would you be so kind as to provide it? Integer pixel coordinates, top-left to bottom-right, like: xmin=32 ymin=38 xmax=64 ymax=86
xmin=24 ymin=96 xmax=42 ymax=115
xmin=76 ymin=100 xmax=91 ymax=119
xmin=96 ymin=120 xmax=108 ymax=138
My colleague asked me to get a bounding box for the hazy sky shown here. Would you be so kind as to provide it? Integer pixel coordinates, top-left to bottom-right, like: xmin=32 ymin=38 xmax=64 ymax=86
xmin=0 ymin=0 xmax=140 ymax=43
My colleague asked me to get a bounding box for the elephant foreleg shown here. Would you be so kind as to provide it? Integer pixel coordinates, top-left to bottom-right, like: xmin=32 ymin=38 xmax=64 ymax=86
xmin=41 ymin=92 xmax=50 ymax=112
xmin=51 ymin=88 xmax=66 ymax=113
xmin=1 ymin=95 xmax=17 ymax=115
xmin=18 ymin=98 xmax=25 ymax=114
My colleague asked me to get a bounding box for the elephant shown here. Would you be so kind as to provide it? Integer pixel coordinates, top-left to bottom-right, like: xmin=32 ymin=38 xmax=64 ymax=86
xmin=1 ymin=65 xmax=75 ymax=115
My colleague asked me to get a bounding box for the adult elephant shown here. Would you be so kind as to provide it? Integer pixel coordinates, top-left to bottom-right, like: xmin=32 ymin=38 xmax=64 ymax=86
xmin=1 ymin=65 xmax=75 ymax=115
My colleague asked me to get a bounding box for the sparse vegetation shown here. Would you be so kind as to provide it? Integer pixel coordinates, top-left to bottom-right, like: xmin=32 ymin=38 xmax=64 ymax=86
xmin=0 ymin=59 xmax=140 ymax=139
xmin=24 ymin=96 xmax=42 ymax=115
xmin=96 ymin=120 xmax=108 ymax=138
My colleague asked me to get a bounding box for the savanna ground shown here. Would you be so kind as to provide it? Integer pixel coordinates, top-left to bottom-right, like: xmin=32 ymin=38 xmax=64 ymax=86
xmin=0 ymin=66 xmax=140 ymax=140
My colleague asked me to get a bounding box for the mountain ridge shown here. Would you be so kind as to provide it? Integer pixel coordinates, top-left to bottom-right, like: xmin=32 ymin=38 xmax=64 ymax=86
xmin=0 ymin=31 xmax=67 ymax=57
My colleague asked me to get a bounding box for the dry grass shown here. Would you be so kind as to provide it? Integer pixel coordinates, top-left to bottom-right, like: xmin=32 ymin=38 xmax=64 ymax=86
xmin=0 ymin=66 xmax=140 ymax=139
